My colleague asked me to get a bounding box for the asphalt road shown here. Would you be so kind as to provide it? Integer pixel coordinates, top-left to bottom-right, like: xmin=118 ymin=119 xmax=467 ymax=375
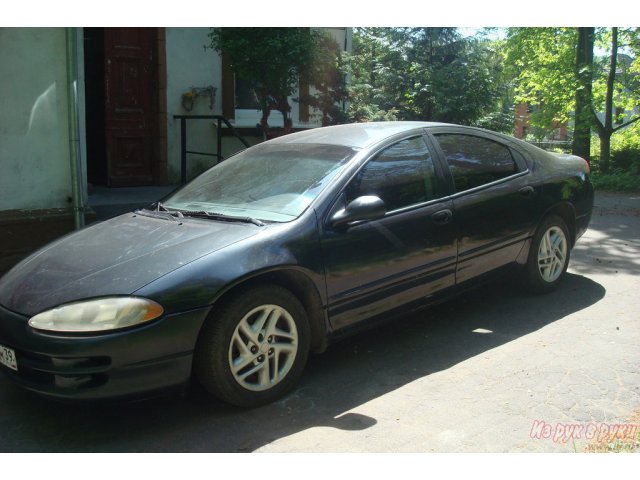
xmin=0 ymin=193 xmax=638 ymax=452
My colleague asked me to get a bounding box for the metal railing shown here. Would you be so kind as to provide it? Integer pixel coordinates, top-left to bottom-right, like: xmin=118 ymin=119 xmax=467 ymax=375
xmin=173 ymin=115 xmax=251 ymax=184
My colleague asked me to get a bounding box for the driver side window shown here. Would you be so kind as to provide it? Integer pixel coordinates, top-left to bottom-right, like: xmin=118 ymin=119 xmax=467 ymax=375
xmin=345 ymin=136 xmax=439 ymax=212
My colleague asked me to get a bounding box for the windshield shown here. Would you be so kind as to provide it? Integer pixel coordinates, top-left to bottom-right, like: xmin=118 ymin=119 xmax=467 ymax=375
xmin=164 ymin=143 xmax=356 ymax=222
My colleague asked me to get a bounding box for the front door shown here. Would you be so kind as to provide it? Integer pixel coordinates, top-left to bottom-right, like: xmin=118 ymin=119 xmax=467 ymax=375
xmin=320 ymin=135 xmax=457 ymax=331
xmin=104 ymin=28 xmax=155 ymax=186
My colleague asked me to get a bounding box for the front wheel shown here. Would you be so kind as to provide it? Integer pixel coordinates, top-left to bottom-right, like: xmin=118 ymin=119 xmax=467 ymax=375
xmin=523 ymin=214 xmax=571 ymax=293
xmin=193 ymin=285 xmax=310 ymax=407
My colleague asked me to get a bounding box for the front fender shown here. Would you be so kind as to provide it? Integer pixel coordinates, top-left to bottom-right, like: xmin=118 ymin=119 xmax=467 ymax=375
xmin=134 ymin=213 xmax=326 ymax=314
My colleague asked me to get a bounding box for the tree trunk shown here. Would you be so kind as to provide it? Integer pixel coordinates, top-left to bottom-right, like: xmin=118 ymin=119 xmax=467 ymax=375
xmin=259 ymin=92 xmax=292 ymax=139
xmin=572 ymin=27 xmax=594 ymax=161
xmin=600 ymin=27 xmax=618 ymax=173
xmin=425 ymin=28 xmax=434 ymax=120
xmin=599 ymin=132 xmax=612 ymax=172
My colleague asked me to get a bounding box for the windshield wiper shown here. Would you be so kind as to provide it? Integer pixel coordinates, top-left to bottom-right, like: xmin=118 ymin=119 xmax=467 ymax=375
xmin=135 ymin=209 xmax=181 ymax=222
xmin=179 ymin=210 xmax=265 ymax=227
xmin=152 ymin=201 xmax=184 ymax=216
xmin=134 ymin=202 xmax=185 ymax=222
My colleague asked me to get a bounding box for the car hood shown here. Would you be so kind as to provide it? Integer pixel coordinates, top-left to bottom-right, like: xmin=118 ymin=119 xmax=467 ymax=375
xmin=0 ymin=213 xmax=261 ymax=317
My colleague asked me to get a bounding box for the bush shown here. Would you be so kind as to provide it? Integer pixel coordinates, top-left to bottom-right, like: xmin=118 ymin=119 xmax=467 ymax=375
xmin=590 ymin=123 xmax=640 ymax=174
xmin=612 ymin=148 xmax=640 ymax=174
xmin=590 ymin=172 xmax=640 ymax=192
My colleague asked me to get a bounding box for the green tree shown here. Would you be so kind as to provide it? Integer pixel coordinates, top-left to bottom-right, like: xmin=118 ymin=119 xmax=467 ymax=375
xmin=504 ymin=27 xmax=640 ymax=171
xmin=208 ymin=28 xmax=321 ymax=135
xmin=347 ymin=28 xmax=503 ymax=125
xmin=473 ymin=31 xmax=517 ymax=134
xmin=591 ymin=28 xmax=640 ymax=172
xmin=435 ymin=37 xmax=506 ymax=126
xmin=503 ymin=28 xmax=577 ymax=136
xmin=574 ymin=27 xmax=595 ymax=160
xmin=345 ymin=27 xmax=402 ymax=122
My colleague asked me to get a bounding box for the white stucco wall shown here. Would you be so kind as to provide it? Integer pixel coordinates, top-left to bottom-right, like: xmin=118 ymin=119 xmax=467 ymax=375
xmin=165 ymin=27 xmax=223 ymax=183
xmin=0 ymin=28 xmax=74 ymax=211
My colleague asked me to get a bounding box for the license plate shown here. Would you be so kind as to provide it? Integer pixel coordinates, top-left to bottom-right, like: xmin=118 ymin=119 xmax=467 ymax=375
xmin=0 ymin=344 xmax=17 ymax=371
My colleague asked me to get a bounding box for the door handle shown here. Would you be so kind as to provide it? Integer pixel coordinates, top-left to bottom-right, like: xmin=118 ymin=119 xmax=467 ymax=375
xmin=431 ymin=209 xmax=453 ymax=225
xmin=519 ymin=186 xmax=536 ymax=198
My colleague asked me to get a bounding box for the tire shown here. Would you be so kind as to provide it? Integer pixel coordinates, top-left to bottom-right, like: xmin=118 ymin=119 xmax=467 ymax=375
xmin=193 ymin=284 xmax=310 ymax=407
xmin=523 ymin=214 xmax=571 ymax=294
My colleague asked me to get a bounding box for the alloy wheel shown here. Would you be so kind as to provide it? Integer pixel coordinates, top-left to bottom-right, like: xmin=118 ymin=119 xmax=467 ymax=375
xmin=228 ymin=304 xmax=298 ymax=391
xmin=537 ymin=226 xmax=568 ymax=283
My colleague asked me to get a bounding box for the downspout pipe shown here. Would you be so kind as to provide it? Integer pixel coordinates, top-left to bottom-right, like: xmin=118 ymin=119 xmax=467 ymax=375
xmin=65 ymin=27 xmax=85 ymax=229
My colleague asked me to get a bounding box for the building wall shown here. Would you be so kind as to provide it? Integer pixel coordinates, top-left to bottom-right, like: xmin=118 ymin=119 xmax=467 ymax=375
xmin=0 ymin=28 xmax=89 ymax=274
xmin=165 ymin=27 xmax=224 ymax=183
xmin=0 ymin=28 xmax=74 ymax=211
xmin=514 ymin=103 xmax=528 ymax=139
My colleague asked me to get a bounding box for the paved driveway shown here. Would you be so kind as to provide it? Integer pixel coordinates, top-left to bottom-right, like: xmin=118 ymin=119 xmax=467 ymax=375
xmin=0 ymin=193 xmax=638 ymax=452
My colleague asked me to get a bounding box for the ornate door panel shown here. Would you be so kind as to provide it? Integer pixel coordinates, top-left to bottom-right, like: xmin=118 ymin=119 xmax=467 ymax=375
xmin=104 ymin=28 xmax=155 ymax=186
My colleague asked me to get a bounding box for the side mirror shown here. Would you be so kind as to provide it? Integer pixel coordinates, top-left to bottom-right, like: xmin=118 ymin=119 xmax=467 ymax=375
xmin=330 ymin=195 xmax=386 ymax=228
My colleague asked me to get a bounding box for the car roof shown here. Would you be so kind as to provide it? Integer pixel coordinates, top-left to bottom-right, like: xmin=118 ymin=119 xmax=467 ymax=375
xmin=267 ymin=121 xmax=450 ymax=149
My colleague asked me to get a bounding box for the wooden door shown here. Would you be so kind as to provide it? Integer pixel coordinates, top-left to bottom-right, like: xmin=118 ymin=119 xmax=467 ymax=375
xmin=104 ymin=28 xmax=155 ymax=186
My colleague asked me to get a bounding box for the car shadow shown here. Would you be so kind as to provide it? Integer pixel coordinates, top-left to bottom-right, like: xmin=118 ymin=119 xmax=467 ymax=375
xmin=0 ymin=272 xmax=605 ymax=452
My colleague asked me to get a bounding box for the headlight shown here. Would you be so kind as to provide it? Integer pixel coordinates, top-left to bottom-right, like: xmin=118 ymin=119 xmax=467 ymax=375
xmin=28 ymin=297 xmax=164 ymax=333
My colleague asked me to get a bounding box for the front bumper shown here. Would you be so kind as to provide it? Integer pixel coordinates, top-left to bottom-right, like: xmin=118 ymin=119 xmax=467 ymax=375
xmin=0 ymin=303 xmax=211 ymax=401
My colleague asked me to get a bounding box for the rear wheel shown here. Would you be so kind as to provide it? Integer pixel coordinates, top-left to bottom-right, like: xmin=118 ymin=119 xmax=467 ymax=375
xmin=523 ymin=214 xmax=571 ymax=293
xmin=193 ymin=285 xmax=310 ymax=407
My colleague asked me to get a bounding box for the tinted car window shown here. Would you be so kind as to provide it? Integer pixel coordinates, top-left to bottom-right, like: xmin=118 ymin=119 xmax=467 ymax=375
xmin=346 ymin=136 xmax=439 ymax=212
xmin=434 ymin=134 xmax=518 ymax=192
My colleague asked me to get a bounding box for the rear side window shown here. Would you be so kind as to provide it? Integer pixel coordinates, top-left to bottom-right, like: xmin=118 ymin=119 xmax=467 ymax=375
xmin=345 ymin=136 xmax=439 ymax=212
xmin=434 ymin=134 xmax=518 ymax=192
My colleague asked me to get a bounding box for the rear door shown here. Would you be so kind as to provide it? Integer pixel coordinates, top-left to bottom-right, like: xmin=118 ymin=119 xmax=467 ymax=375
xmin=428 ymin=128 xmax=538 ymax=283
xmin=320 ymin=134 xmax=457 ymax=330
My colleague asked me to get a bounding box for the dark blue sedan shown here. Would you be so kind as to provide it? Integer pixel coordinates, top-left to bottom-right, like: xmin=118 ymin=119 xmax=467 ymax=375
xmin=0 ymin=122 xmax=593 ymax=406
